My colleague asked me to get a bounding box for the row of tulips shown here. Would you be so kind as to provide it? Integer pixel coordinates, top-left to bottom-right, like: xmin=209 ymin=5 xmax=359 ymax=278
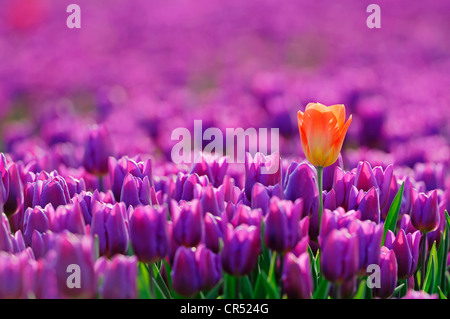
xmin=1 ymin=147 xmax=448 ymax=298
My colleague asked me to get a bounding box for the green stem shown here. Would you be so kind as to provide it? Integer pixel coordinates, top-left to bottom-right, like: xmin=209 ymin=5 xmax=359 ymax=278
xmin=316 ymin=166 xmax=324 ymax=232
xmin=147 ymin=263 xmax=155 ymax=298
xmin=279 ymin=253 xmax=285 ymax=298
xmin=420 ymin=233 xmax=427 ymax=290
xmin=236 ymin=276 xmax=240 ymax=299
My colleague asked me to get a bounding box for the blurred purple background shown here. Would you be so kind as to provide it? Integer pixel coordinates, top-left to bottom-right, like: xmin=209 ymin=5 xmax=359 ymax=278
xmin=0 ymin=0 xmax=449 ymax=172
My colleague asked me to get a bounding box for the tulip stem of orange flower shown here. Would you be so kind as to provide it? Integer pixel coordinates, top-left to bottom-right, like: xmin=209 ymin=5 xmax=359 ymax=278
xmin=316 ymin=166 xmax=324 ymax=232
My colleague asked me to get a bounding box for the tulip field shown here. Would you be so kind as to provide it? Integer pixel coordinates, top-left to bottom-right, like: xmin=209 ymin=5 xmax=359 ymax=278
xmin=0 ymin=0 xmax=449 ymax=302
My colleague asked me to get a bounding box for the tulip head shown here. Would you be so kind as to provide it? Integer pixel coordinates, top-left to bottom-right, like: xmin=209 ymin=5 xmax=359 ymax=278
xmin=410 ymin=189 xmax=440 ymax=233
xmin=282 ymin=252 xmax=313 ymax=299
xmin=297 ymin=103 xmax=352 ymax=168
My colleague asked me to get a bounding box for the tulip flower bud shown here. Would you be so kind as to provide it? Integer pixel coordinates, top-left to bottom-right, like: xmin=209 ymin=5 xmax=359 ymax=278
xmin=91 ymin=202 xmax=129 ymax=257
xmin=171 ymin=246 xmax=201 ymax=297
xmin=23 ymin=206 xmax=50 ymax=246
xmin=82 ymin=124 xmax=115 ymax=175
xmin=264 ymin=197 xmax=302 ymax=253
xmin=221 ymin=223 xmax=261 ymax=276
xmin=129 ymin=205 xmax=169 ymax=263
xmin=97 ymin=255 xmax=137 ymax=299
xmin=120 ymin=174 xmax=153 ymax=207
xmin=245 ymin=152 xmax=282 ymax=201
xmin=282 ymin=252 xmax=313 ymax=299
xmin=2 ymin=161 xmax=24 ymax=218
xmin=410 ymin=189 xmax=440 ymax=233
xmin=320 ymin=229 xmax=359 ymax=283
xmin=51 ymin=233 xmax=96 ymax=298
xmin=196 ymin=245 xmax=222 ymax=291
xmin=373 ymin=247 xmax=397 ymax=299
xmin=203 ymin=213 xmax=223 ymax=253
xmin=0 ymin=249 xmax=33 ymax=298
xmin=384 ymin=229 xmax=421 ymax=279
xmin=171 ymin=199 xmax=203 ymax=247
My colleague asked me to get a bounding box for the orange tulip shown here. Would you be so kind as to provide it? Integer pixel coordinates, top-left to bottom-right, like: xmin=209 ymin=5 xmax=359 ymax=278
xmin=297 ymin=103 xmax=352 ymax=168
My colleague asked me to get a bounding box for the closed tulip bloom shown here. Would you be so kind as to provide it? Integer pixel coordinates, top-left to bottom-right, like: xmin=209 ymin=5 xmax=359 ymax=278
xmin=264 ymin=197 xmax=302 ymax=253
xmin=23 ymin=207 xmax=50 ymax=246
xmin=196 ymin=245 xmax=222 ymax=290
xmin=0 ymin=249 xmax=33 ymax=299
xmin=1 ymin=213 xmax=14 ymax=253
xmin=51 ymin=233 xmax=96 ymax=298
xmin=98 ymin=255 xmax=137 ymax=299
xmin=82 ymin=124 xmax=115 ymax=175
xmin=129 ymin=205 xmax=169 ymax=263
xmin=171 ymin=199 xmax=203 ymax=247
xmin=348 ymin=186 xmax=381 ymax=223
xmin=120 ymin=174 xmax=153 ymax=207
xmin=32 ymin=176 xmax=71 ymax=208
xmin=109 ymin=156 xmax=153 ymax=202
xmin=91 ymin=202 xmax=129 ymax=257
xmin=229 ymin=204 xmax=262 ymax=228
xmin=221 ymin=223 xmax=261 ymax=276
xmin=282 ymin=252 xmax=313 ymax=299
xmin=410 ymin=189 xmax=440 ymax=233
xmin=385 ymin=229 xmax=421 ymax=279
xmin=297 ymin=103 xmax=352 ymax=167
xmin=347 ymin=219 xmax=383 ymax=274
xmin=320 ymin=229 xmax=359 ymax=283
xmin=373 ymin=247 xmax=397 ymax=299
xmin=204 ymin=213 xmax=223 ymax=253
xmin=2 ymin=161 xmax=24 ymax=218
xmin=244 ymin=152 xmax=282 ymax=201
xmin=171 ymin=246 xmax=201 ymax=297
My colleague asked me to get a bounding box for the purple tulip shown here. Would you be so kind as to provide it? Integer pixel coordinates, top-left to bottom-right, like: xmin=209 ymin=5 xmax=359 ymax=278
xmin=31 ymin=176 xmax=71 ymax=209
xmin=91 ymin=202 xmax=129 ymax=257
xmin=171 ymin=246 xmax=201 ymax=297
xmin=221 ymin=223 xmax=261 ymax=276
xmin=413 ymin=162 xmax=446 ymax=192
xmin=0 ymin=249 xmax=33 ymax=298
xmin=120 ymin=173 xmax=153 ymax=207
xmin=385 ymin=229 xmax=421 ymax=279
xmin=284 ymin=162 xmax=319 ymax=238
xmin=50 ymin=233 xmax=96 ymax=298
xmin=282 ymin=252 xmax=313 ymax=299
xmin=0 ymin=213 xmax=14 ymax=253
xmin=129 ymin=205 xmax=169 ymax=263
xmin=348 ymin=186 xmax=381 ymax=223
xmin=203 ymin=212 xmax=223 ymax=253
xmin=322 ymin=154 xmax=343 ymax=192
xmin=82 ymin=124 xmax=115 ymax=176
xmin=228 ymin=204 xmax=262 ymax=228
xmin=373 ymin=246 xmax=397 ymax=299
xmin=250 ymin=182 xmax=271 ymax=215
xmin=195 ymin=183 xmax=221 ymax=216
xmin=190 ymin=153 xmax=228 ymax=188
xmin=264 ymin=197 xmax=302 ymax=253
xmin=1 ymin=159 xmax=24 ymax=218
xmin=97 ymin=255 xmax=137 ymax=299
xmin=196 ymin=244 xmax=222 ymax=290
xmin=171 ymin=199 xmax=203 ymax=247
xmin=410 ymin=189 xmax=440 ymax=233
xmin=245 ymin=152 xmax=282 ymax=201
xmin=332 ymin=166 xmax=356 ymax=209
xmin=320 ymin=229 xmax=359 ymax=283
xmin=347 ymin=219 xmax=383 ymax=274
xmin=23 ymin=206 xmax=51 ymax=246
xmin=109 ymin=155 xmax=153 ymax=201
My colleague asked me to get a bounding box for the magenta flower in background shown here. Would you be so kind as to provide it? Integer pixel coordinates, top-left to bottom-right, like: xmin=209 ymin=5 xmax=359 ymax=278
xmin=82 ymin=124 xmax=115 ymax=176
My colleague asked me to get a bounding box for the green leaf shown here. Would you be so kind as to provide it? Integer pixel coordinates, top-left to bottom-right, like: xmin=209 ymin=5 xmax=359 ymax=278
xmin=307 ymin=245 xmax=318 ymax=291
xmin=259 ymin=221 xmax=271 ymax=273
xmin=205 ymin=279 xmax=223 ymax=299
xmin=224 ymin=273 xmax=237 ymax=299
xmin=267 ymin=252 xmax=278 ymax=288
xmin=438 ymin=286 xmax=447 ymax=299
xmin=253 ymin=273 xmax=266 ymax=299
xmin=353 ymin=280 xmax=366 ymax=299
xmin=239 ymin=276 xmax=254 ymax=299
xmin=313 ymin=278 xmax=330 ymax=299
xmin=137 ymin=262 xmax=151 ymax=299
xmin=393 ymin=283 xmax=405 ymax=296
xmin=382 ymin=182 xmax=404 ymax=246
xmin=259 ymin=269 xmax=280 ymax=299
xmin=151 ymin=263 xmax=172 ymax=299
xmin=163 ymin=260 xmax=184 ymax=299
xmin=423 ymin=241 xmax=438 ymax=294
